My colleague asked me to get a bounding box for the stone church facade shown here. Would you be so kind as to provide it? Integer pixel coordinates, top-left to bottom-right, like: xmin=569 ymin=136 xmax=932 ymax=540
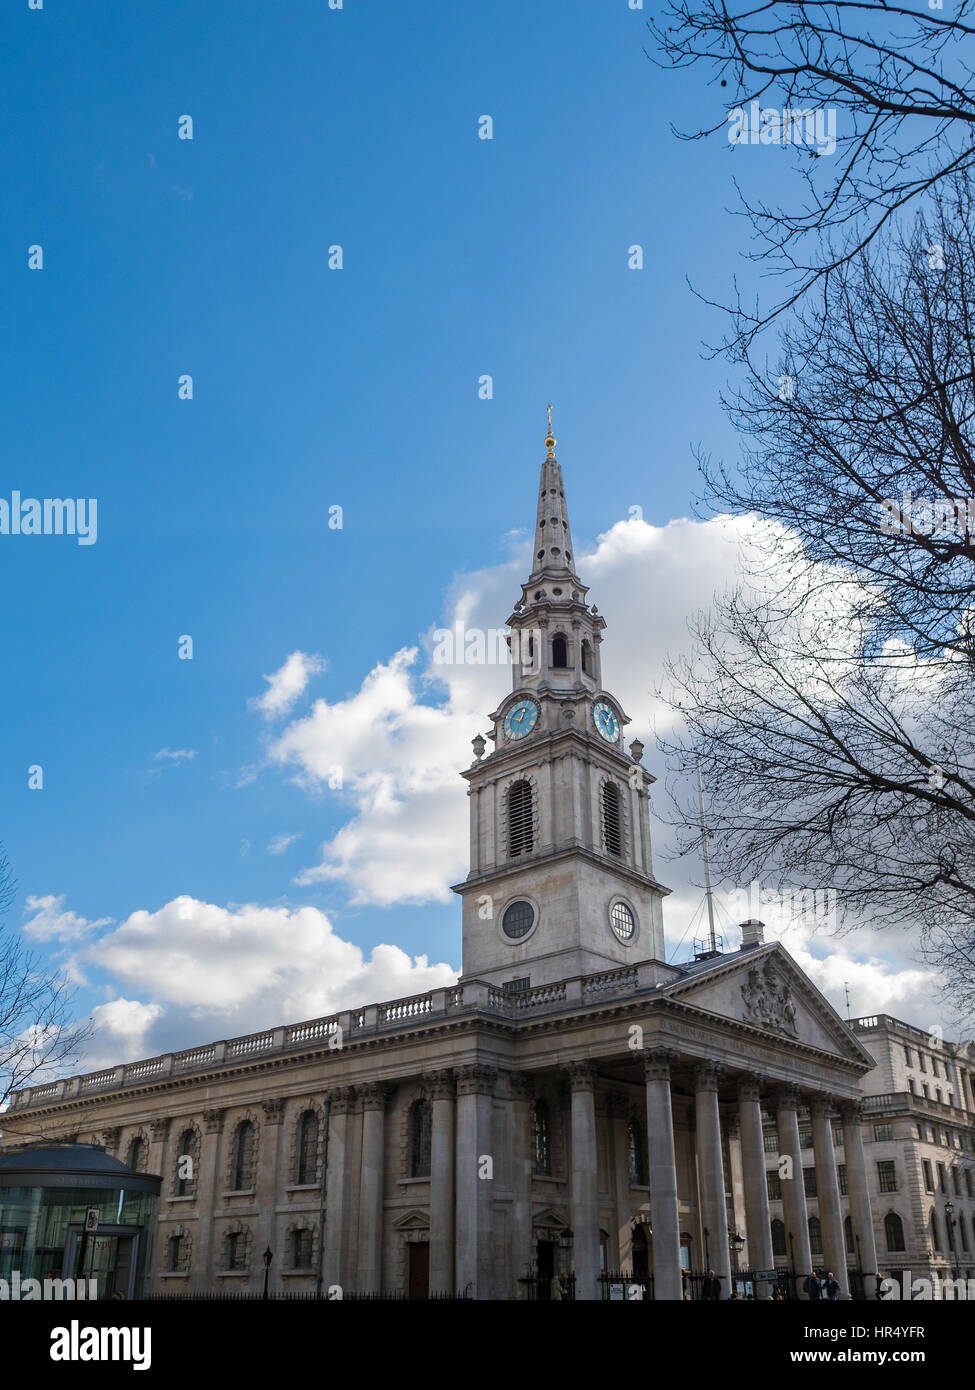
xmin=2 ymin=428 xmax=883 ymax=1299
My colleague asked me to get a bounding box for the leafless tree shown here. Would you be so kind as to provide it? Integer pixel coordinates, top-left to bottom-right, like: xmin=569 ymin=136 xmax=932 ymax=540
xmin=650 ymin=0 xmax=975 ymax=349
xmin=0 ymin=844 xmax=93 ymax=1112
xmin=656 ymin=175 xmax=975 ymax=1018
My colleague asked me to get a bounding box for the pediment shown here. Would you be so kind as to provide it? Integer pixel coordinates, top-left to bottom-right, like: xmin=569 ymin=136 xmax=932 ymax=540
xmin=392 ymin=1209 xmax=430 ymax=1231
xmin=661 ymin=944 xmax=874 ymax=1066
xmin=531 ymin=1206 xmax=568 ymax=1232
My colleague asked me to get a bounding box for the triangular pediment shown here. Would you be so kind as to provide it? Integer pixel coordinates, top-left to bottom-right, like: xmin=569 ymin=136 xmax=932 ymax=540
xmin=531 ymin=1206 xmax=568 ymax=1232
xmin=661 ymin=944 xmax=875 ymax=1066
xmin=392 ymin=1209 xmax=430 ymax=1231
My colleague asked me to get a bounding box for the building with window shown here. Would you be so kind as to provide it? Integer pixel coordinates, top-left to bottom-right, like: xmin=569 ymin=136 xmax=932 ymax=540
xmin=1 ymin=428 xmax=889 ymax=1299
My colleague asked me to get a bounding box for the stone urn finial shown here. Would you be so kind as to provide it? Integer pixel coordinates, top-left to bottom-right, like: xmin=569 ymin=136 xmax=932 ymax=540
xmin=472 ymin=734 xmax=486 ymax=761
xmin=629 ymin=738 xmax=644 ymax=763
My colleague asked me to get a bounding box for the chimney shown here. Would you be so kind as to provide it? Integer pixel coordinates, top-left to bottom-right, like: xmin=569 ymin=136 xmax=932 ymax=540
xmin=740 ymin=919 xmax=765 ymax=950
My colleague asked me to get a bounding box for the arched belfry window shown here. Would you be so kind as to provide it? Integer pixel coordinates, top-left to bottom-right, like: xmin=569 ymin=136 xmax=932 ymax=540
xmin=581 ymin=640 xmax=593 ymax=677
xmin=296 ymin=1110 xmax=318 ymax=1185
xmin=232 ymin=1120 xmax=256 ymax=1191
xmin=508 ymin=780 xmax=534 ymax=858
xmin=602 ymin=782 xmax=623 ymax=857
xmin=409 ymin=1099 xmax=432 ymax=1178
xmin=533 ymin=1100 xmax=551 ymax=1175
xmin=552 ymin=633 xmax=568 ymax=669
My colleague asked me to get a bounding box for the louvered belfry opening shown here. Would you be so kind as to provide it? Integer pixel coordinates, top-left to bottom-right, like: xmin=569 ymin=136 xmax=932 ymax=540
xmin=509 ymin=779 xmax=534 ymax=857
xmin=552 ymin=633 xmax=568 ymax=668
xmin=602 ymin=781 xmax=622 ymax=857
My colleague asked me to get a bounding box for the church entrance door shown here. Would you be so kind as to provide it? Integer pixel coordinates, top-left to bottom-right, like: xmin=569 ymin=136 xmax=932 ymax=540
xmin=408 ymin=1241 xmax=429 ymax=1298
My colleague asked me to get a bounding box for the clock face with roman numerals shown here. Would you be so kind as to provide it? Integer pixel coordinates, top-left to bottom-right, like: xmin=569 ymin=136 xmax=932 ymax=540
xmin=592 ymin=701 xmax=619 ymax=742
xmin=503 ymin=698 xmax=539 ymax=741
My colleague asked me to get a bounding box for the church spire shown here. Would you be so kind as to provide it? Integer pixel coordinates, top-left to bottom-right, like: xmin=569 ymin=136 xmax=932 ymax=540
xmin=531 ymin=404 xmax=576 ymax=582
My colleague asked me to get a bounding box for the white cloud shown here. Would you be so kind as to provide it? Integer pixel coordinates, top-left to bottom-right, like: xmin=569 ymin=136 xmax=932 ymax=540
xmin=22 ymin=894 xmax=112 ymax=944
xmin=86 ymin=999 xmax=165 ymax=1070
xmin=268 ymin=833 xmax=302 ymax=855
xmin=80 ymin=897 xmax=456 ymax=1046
xmin=252 ymin=651 xmax=326 ymax=720
xmin=154 ymin=748 xmax=197 ymax=762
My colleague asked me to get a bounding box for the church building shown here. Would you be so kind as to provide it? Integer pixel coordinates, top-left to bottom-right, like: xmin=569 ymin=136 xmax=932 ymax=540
xmin=1 ymin=425 xmax=882 ymax=1300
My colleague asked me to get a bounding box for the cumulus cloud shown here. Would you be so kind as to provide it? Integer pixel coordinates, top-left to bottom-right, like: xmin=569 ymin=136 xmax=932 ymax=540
xmin=79 ymin=896 xmax=456 ymax=1049
xmin=86 ymin=999 xmax=166 ymax=1070
xmin=252 ymin=651 xmax=326 ymax=720
xmin=22 ymin=894 xmax=112 ymax=944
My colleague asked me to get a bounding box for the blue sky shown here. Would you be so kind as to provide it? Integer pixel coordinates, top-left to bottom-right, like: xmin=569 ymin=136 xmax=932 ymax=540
xmin=1 ymin=0 xmax=942 ymax=1068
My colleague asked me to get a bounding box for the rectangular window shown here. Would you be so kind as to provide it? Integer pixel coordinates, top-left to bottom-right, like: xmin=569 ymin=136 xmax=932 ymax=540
xmin=931 ymin=1057 xmax=939 ymax=1078
xmin=763 ymin=1133 xmax=779 ymax=1153
xmin=905 ymin=1046 xmax=913 ymax=1067
xmin=766 ymin=1172 xmax=782 ymax=1201
xmin=938 ymin=1162 xmax=947 ymax=1192
xmin=803 ymin=1167 xmax=817 ymax=1198
xmin=799 ymin=1131 xmax=814 ymax=1149
xmin=967 ymin=1171 xmax=974 ymax=1199
xmin=873 ymin=1123 xmax=893 ymax=1142
xmin=954 ymin=1169 xmax=962 ymax=1196
xmin=877 ymin=1160 xmax=897 ymax=1193
xmin=919 ymin=1054 xmax=927 ymax=1073
xmin=923 ymin=1084 xmax=930 ymax=1099
xmin=832 ymin=1126 xmax=843 ymax=1147
xmin=837 ymin=1164 xmax=848 ymax=1196
xmin=923 ymin=1160 xmax=934 ymax=1192
xmin=502 ymin=977 xmax=531 ymax=993
xmin=908 ymin=1079 xmax=916 ymax=1095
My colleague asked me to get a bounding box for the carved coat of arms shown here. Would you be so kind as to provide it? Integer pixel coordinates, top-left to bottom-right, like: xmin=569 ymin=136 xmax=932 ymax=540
xmin=741 ymin=961 xmax=798 ymax=1037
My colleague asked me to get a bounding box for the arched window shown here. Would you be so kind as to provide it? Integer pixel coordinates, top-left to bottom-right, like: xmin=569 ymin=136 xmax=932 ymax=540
xmin=126 ymin=1136 xmax=146 ymax=1173
xmin=291 ymin=1228 xmax=313 ymax=1269
xmin=175 ymin=1128 xmax=199 ymax=1197
xmin=508 ymin=780 xmax=534 ymax=857
xmin=552 ymin=634 xmax=568 ymax=668
xmin=770 ymin=1218 xmax=787 ymax=1257
xmin=166 ymin=1229 xmax=191 ymax=1272
xmin=296 ymin=1110 xmax=318 ymax=1185
xmin=409 ymin=1099 xmax=432 ymax=1178
xmin=885 ymin=1212 xmax=906 ymax=1252
xmin=844 ymin=1215 xmax=854 ymax=1255
xmin=533 ymin=1099 xmax=551 ymax=1176
xmin=602 ymin=782 xmax=622 ymax=857
xmin=627 ymin=1118 xmax=648 ymax=1185
xmin=232 ymin=1120 xmax=256 ymax=1191
xmin=581 ymin=640 xmax=593 ymax=677
xmin=808 ymin=1215 xmax=823 ymax=1257
xmin=226 ymin=1229 xmax=248 ymax=1272
xmin=931 ymin=1210 xmax=942 ymax=1250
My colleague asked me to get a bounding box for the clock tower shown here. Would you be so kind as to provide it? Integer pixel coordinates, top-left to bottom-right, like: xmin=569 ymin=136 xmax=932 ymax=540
xmin=453 ymin=416 xmax=669 ymax=987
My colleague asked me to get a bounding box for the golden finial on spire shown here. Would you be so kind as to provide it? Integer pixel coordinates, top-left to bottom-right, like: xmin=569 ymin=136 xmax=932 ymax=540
xmin=544 ymin=402 xmax=556 ymax=458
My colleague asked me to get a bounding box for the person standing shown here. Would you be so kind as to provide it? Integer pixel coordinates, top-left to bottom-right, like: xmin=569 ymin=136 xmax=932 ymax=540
xmin=823 ymin=1271 xmax=840 ymax=1301
xmin=701 ymin=1269 xmax=722 ymax=1301
xmin=803 ymin=1271 xmax=823 ymax=1300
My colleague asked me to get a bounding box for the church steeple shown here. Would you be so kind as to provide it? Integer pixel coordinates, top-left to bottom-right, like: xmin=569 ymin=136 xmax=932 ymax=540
xmin=452 ymin=418 xmax=670 ymax=987
xmin=530 ymin=406 xmax=577 ymax=584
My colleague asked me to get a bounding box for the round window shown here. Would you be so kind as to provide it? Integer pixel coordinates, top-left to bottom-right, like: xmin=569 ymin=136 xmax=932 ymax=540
xmin=611 ymin=900 xmax=635 ymax=942
xmin=502 ymin=900 xmax=535 ymax=940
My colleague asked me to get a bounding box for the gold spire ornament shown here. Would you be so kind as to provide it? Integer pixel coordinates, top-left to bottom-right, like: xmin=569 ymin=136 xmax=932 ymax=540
xmin=545 ymin=403 xmax=556 ymax=458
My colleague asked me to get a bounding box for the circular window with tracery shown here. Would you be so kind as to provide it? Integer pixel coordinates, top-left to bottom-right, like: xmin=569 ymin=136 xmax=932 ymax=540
xmin=611 ymin=900 xmax=636 ymax=942
xmin=502 ymin=900 xmax=535 ymax=940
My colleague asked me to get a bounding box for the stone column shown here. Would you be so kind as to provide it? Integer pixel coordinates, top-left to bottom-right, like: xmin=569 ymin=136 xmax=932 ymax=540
xmin=606 ymin=1093 xmax=634 ymax=1268
xmin=356 ymin=1082 xmax=386 ymax=1292
xmin=455 ymin=1065 xmax=496 ymax=1299
xmin=567 ymin=1061 xmax=600 ymax=1301
xmin=840 ymin=1100 xmax=879 ymax=1299
xmin=427 ymin=1070 xmax=455 ymax=1295
xmin=738 ymin=1074 xmax=774 ymax=1298
xmin=811 ymin=1096 xmax=848 ymax=1298
xmin=323 ymin=1087 xmax=354 ymax=1293
xmin=196 ymin=1108 xmax=225 ymax=1290
xmin=776 ymin=1086 xmax=813 ymax=1294
xmin=695 ymin=1063 xmax=731 ymax=1297
xmin=148 ymin=1117 xmax=171 ymax=1182
xmin=510 ymin=1074 xmax=536 ymax=1297
xmin=257 ymin=1099 xmax=285 ymax=1292
xmin=643 ymin=1049 xmax=682 ymax=1300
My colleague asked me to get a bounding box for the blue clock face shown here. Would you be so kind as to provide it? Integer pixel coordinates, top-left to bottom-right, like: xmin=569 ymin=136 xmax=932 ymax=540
xmin=593 ymin=701 xmax=619 ymax=742
xmin=504 ymin=698 xmax=539 ymax=741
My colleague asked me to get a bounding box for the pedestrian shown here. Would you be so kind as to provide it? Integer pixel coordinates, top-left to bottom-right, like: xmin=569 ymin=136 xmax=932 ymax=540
xmin=803 ymin=1271 xmax=823 ymax=1300
xmin=701 ymin=1268 xmax=722 ymax=1301
xmin=823 ymin=1271 xmax=840 ymax=1301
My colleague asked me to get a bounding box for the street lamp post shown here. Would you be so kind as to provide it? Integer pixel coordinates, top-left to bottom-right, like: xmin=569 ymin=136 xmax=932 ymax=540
xmin=944 ymin=1201 xmax=961 ymax=1280
xmin=729 ymin=1231 xmax=745 ymax=1296
xmin=263 ymin=1245 xmax=273 ymax=1300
